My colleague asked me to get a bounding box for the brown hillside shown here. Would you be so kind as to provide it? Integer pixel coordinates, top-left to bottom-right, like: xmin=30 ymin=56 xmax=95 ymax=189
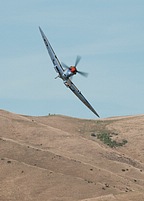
xmin=0 ymin=110 xmax=144 ymax=201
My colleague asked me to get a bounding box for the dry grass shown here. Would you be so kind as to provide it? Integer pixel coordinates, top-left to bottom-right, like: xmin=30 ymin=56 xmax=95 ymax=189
xmin=0 ymin=110 xmax=144 ymax=201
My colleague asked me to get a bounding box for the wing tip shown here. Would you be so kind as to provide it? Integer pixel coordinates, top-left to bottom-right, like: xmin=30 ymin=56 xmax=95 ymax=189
xmin=95 ymin=112 xmax=100 ymax=118
xmin=39 ymin=26 xmax=43 ymax=34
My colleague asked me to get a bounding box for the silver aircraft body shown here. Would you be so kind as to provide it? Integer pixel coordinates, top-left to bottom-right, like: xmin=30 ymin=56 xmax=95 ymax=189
xmin=39 ymin=27 xmax=100 ymax=117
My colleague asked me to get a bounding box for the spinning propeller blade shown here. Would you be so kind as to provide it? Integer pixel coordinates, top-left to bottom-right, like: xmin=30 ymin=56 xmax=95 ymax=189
xmin=61 ymin=62 xmax=69 ymax=69
xmin=75 ymin=56 xmax=88 ymax=77
xmin=75 ymin=55 xmax=81 ymax=67
xmin=77 ymin=71 xmax=88 ymax=77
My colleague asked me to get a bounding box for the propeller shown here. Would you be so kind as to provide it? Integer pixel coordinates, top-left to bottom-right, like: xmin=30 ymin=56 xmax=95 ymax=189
xmin=62 ymin=56 xmax=88 ymax=77
xmin=75 ymin=55 xmax=81 ymax=67
xmin=76 ymin=70 xmax=88 ymax=77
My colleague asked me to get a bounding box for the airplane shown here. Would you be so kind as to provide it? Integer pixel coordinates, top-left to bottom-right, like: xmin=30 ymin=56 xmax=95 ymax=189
xmin=39 ymin=27 xmax=100 ymax=118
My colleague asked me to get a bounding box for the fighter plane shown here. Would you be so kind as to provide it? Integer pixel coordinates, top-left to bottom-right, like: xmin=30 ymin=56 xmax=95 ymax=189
xmin=39 ymin=27 xmax=100 ymax=117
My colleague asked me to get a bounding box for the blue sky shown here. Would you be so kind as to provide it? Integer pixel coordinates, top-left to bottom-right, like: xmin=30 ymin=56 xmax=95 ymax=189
xmin=0 ymin=0 xmax=144 ymax=119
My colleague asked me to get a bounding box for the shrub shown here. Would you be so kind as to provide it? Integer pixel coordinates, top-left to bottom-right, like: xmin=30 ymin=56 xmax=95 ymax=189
xmin=97 ymin=132 xmax=127 ymax=148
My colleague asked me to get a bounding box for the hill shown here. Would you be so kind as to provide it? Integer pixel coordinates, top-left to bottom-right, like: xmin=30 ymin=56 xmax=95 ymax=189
xmin=0 ymin=110 xmax=144 ymax=201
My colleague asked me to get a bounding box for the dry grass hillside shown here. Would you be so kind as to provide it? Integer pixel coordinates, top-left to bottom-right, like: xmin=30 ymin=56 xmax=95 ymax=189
xmin=0 ymin=109 xmax=144 ymax=201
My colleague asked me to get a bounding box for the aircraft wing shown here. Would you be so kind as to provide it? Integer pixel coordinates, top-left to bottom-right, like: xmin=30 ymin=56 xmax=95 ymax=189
xmin=39 ymin=27 xmax=64 ymax=77
xmin=64 ymin=79 xmax=100 ymax=117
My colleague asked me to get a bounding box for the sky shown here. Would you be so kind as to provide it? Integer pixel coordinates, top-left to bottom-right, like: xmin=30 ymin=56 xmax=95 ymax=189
xmin=0 ymin=0 xmax=144 ymax=119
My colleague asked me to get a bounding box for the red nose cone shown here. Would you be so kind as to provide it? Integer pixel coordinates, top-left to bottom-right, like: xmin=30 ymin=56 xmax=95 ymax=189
xmin=70 ymin=66 xmax=77 ymax=74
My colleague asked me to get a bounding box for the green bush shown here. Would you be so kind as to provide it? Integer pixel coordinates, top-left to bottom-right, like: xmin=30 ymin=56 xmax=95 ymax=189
xmin=97 ymin=132 xmax=127 ymax=148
